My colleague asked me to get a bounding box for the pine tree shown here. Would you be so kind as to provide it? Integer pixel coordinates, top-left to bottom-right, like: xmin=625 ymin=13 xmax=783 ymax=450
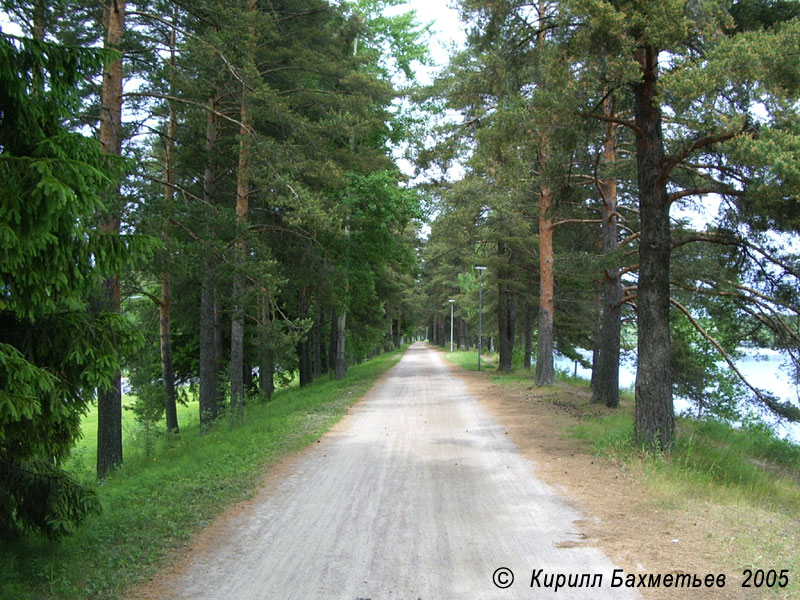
xmin=565 ymin=0 xmax=800 ymax=446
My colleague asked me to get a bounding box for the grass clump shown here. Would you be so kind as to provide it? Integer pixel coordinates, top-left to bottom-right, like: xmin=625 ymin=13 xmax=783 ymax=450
xmin=571 ymin=410 xmax=800 ymax=510
xmin=0 ymin=348 xmax=404 ymax=599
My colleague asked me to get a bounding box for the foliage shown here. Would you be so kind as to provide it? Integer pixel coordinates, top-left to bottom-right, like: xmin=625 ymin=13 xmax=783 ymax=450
xmin=0 ymin=32 xmax=152 ymax=537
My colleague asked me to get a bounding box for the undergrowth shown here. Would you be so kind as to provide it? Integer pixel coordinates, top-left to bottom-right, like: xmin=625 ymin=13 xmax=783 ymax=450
xmin=0 ymin=348 xmax=405 ymax=599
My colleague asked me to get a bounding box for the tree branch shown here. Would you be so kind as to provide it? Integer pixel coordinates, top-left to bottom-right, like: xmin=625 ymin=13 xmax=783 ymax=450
xmin=668 ymin=185 xmax=741 ymax=203
xmin=579 ymin=111 xmax=643 ymax=138
xmin=552 ymin=218 xmax=602 ymax=228
xmin=660 ymin=126 xmax=744 ymax=186
xmin=124 ymin=92 xmax=252 ymax=132
xmin=127 ymin=10 xmax=245 ymax=86
xmin=670 ymin=297 xmax=799 ymax=421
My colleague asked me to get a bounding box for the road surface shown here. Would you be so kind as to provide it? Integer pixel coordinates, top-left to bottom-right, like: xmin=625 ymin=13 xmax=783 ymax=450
xmin=167 ymin=343 xmax=639 ymax=599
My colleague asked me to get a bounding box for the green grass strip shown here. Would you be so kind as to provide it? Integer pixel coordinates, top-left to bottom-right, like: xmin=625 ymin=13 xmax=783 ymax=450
xmin=0 ymin=348 xmax=405 ymax=599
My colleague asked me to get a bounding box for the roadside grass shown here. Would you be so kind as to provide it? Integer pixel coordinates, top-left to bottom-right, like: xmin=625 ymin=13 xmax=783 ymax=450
xmin=65 ymin=394 xmax=201 ymax=477
xmin=444 ymin=349 xmax=498 ymax=372
xmin=443 ymin=347 xmax=800 ymax=598
xmin=0 ymin=348 xmax=405 ymax=600
xmin=571 ymin=408 xmax=800 ymax=598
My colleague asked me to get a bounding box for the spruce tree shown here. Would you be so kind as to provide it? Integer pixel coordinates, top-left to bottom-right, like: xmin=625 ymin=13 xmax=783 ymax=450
xmin=0 ymin=31 xmax=147 ymax=537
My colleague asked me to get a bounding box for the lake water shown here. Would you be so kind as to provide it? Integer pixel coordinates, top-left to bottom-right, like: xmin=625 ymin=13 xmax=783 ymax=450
xmin=554 ymin=349 xmax=800 ymax=444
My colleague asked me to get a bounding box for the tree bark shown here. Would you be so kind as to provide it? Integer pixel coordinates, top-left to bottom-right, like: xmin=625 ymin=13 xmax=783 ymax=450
xmin=312 ymin=309 xmax=322 ymax=377
xmin=536 ymin=179 xmax=555 ymax=386
xmin=523 ymin=303 xmax=533 ymax=370
xmin=199 ymin=94 xmax=220 ymax=427
xmin=633 ymin=44 xmax=675 ymax=448
xmin=394 ymin=313 xmax=403 ymax=348
xmin=329 ymin=307 xmax=338 ymax=378
xmin=592 ymin=98 xmax=622 ymax=408
xmin=319 ymin=309 xmax=329 ymax=375
xmin=230 ymin=0 xmax=256 ymax=422
xmin=259 ymin=293 xmax=275 ymax=401
xmin=297 ymin=290 xmax=312 ymax=387
xmin=335 ymin=312 xmax=347 ymax=380
xmin=385 ymin=305 xmax=394 ymax=352
xmin=498 ymin=241 xmax=515 ymax=373
xmin=160 ymin=269 xmax=178 ymax=432
xmin=230 ymin=273 xmax=245 ymax=418
xmin=96 ymin=0 xmax=125 ymax=480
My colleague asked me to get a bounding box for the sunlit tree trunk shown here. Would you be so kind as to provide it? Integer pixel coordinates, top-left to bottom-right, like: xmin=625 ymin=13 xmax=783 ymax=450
xmin=97 ymin=0 xmax=125 ymax=479
xmin=230 ymin=0 xmax=257 ymax=422
xmin=536 ymin=175 xmax=555 ymax=386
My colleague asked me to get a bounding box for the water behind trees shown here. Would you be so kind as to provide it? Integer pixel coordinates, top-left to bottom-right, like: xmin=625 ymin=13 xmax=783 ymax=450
xmin=554 ymin=350 xmax=800 ymax=444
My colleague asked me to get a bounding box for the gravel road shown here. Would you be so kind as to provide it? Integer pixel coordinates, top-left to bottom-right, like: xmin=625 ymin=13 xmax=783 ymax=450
xmin=168 ymin=343 xmax=639 ymax=599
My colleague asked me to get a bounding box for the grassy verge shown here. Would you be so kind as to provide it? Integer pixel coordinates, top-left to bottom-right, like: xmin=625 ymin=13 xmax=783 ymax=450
xmin=0 ymin=348 xmax=405 ymax=599
xmin=571 ymin=409 xmax=800 ymax=598
xmin=443 ymin=347 xmax=800 ymax=598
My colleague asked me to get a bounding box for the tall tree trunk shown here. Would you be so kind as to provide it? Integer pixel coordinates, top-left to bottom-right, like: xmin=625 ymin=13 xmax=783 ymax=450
xmin=160 ymin=269 xmax=178 ymax=431
xmin=395 ymin=313 xmax=402 ymax=348
xmin=498 ymin=241 xmax=515 ymax=373
xmin=312 ymin=309 xmax=322 ymax=377
xmin=319 ymin=309 xmax=329 ymax=375
xmin=230 ymin=0 xmax=256 ymax=422
xmin=533 ymin=8 xmax=555 ymax=387
xmin=329 ymin=307 xmax=338 ymax=378
xmin=524 ymin=302 xmax=533 ymax=371
xmin=32 ymin=0 xmax=45 ymax=87
xmin=592 ymin=98 xmax=622 ymax=408
xmin=385 ymin=305 xmax=394 ymax=352
xmin=230 ymin=273 xmax=245 ymax=418
xmin=335 ymin=312 xmax=347 ymax=380
xmin=161 ymin=21 xmax=178 ymax=433
xmin=633 ymin=44 xmax=674 ymax=448
xmin=96 ymin=0 xmax=125 ymax=480
xmin=199 ymin=95 xmax=220 ymax=427
xmin=258 ymin=293 xmax=274 ymax=401
xmin=536 ymin=179 xmax=555 ymax=386
xmin=297 ymin=290 xmax=312 ymax=387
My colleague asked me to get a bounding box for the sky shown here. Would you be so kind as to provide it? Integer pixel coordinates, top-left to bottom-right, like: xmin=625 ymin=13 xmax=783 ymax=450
xmin=386 ymin=0 xmax=466 ymax=84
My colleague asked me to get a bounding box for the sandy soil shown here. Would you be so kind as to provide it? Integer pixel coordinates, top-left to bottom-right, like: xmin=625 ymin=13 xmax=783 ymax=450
xmin=448 ymin=351 xmax=760 ymax=600
xmin=132 ymin=343 xmax=641 ymax=600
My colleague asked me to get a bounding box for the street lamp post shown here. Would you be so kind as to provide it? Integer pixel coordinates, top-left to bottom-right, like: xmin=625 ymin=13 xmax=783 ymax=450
xmin=449 ymin=299 xmax=455 ymax=353
xmin=475 ymin=266 xmax=487 ymax=371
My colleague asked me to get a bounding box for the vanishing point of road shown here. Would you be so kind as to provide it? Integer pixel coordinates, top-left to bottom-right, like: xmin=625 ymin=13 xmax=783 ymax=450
xmin=166 ymin=343 xmax=640 ymax=599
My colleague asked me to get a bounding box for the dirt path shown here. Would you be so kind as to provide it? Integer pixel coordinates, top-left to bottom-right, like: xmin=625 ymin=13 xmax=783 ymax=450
xmin=449 ymin=349 xmax=758 ymax=600
xmin=141 ymin=343 xmax=639 ymax=599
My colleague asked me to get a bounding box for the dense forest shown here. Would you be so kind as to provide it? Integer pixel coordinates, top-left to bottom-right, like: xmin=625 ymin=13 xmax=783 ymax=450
xmin=2 ymin=0 xmax=800 ymax=542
